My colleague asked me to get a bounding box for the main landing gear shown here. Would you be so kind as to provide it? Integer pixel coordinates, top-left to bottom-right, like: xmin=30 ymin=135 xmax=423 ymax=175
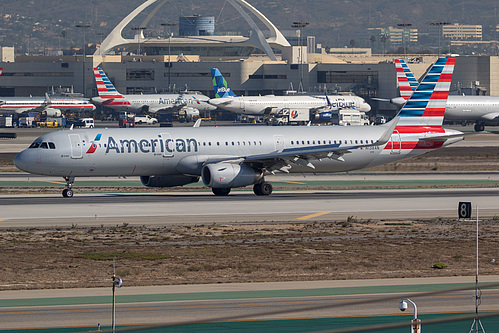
xmin=212 ymin=187 xmax=231 ymax=196
xmin=474 ymin=122 xmax=485 ymax=132
xmin=62 ymin=176 xmax=75 ymax=198
xmin=253 ymin=181 xmax=272 ymax=196
xmin=211 ymin=181 xmax=273 ymax=196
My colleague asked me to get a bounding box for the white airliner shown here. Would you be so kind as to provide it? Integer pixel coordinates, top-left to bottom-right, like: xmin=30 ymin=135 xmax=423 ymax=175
xmin=0 ymin=94 xmax=96 ymax=117
xmin=91 ymin=67 xmax=216 ymax=117
xmin=208 ymin=68 xmax=371 ymax=115
xmin=15 ymin=58 xmax=463 ymax=197
xmin=0 ymin=67 xmax=95 ymax=116
xmin=386 ymin=59 xmax=499 ymax=131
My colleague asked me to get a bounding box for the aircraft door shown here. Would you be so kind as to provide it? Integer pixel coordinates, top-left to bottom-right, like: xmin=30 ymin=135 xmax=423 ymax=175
xmin=239 ymin=99 xmax=245 ymax=110
xmin=390 ymin=130 xmax=401 ymax=154
xmin=274 ymin=135 xmax=285 ymax=153
xmin=161 ymin=133 xmax=174 ymax=158
xmin=68 ymin=134 xmax=83 ymax=159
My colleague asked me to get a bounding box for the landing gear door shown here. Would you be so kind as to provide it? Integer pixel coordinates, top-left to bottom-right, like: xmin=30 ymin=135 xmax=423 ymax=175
xmin=69 ymin=134 xmax=83 ymax=159
xmin=161 ymin=133 xmax=174 ymax=158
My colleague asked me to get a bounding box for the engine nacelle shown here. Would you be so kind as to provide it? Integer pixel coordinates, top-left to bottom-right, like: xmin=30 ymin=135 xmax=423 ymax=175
xmin=180 ymin=107 xmax=200 ymax=121
xmin=140 ymin=175 xmax=199 ymax=187
xmin=201 ymin=163 xmax=263 ymax=188
xmin=45 ymin=108 xmax=62 ymax=117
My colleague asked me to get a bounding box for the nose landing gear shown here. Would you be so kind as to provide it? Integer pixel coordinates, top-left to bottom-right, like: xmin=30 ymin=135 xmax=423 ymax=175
xmin=62 ymin=176 xmax=75 ymax=198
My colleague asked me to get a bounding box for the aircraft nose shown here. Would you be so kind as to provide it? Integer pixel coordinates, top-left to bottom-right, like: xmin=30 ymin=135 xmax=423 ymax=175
xmin=14 ymin=150 xmax=35 ymax=173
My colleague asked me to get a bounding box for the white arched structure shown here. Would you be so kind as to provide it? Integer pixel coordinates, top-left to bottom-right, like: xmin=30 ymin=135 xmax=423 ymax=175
xmin=95 ymin=0 xmax=290 ymax=59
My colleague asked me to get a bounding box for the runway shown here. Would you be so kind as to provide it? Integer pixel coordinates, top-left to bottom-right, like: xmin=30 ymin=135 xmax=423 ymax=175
xmin=1 ymin=187 xmax=498 ymax=227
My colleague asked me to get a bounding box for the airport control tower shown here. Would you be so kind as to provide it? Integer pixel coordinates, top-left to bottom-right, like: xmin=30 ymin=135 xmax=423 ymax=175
xmin=179 ymin=15 xmax=215 ymax=37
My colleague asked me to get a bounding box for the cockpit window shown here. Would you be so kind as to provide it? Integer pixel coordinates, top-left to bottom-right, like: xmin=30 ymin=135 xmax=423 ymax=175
xmin=29 ymin=142 xmax=41 ymax=148
xmin=48 ymin=142 xmax=56 ymax=149
xmin=40 ymin=142 xmax=48 ymax=149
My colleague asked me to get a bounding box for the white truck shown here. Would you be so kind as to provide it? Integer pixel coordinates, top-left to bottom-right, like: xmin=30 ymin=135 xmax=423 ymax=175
xmin=134 ymin=115 xmax=158 ymax=125
xmin=74 ymin=118 xmax=95 ymax=128
xmin=331 ymin=110 xmax=370 ymax=126
xmin=270 ymin=108 xmax=309 ymax=126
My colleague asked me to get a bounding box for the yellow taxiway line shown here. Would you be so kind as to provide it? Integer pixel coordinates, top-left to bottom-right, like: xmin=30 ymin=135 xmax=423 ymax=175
xmin=296 ymin=212 xmax=331 ymax=220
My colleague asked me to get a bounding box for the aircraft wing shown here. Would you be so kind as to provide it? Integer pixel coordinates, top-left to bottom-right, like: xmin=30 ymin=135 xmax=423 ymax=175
xmin=480 ymin=112 xmax=499 ymax=121
xmin=203 ymin=119 xmax=398 ymax=172
xmin=148 ymin=104 xmax=187 ymax=113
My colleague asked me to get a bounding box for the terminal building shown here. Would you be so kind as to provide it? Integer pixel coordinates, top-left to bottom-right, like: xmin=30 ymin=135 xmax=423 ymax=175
xmin=0 ymin=0 xmax=498 ymax=117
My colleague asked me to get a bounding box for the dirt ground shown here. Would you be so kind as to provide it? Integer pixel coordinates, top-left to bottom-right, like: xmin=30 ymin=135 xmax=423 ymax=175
xmin=1 ymin=219 xmax=499 ymax=290
xmin=1 ymin=146 xmax=499 ymax=290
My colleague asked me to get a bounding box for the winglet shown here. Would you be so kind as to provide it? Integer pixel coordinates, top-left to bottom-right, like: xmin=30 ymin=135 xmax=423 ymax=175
xmin=44 ymin=93 xmax=52 ymax=106
xmin=193 ymin=118 xmax=202 ymax=127
xmin=369 ymin=117 xmax=399 ymax=147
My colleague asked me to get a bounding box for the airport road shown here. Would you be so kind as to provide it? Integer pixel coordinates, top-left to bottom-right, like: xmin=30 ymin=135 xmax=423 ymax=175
xmin=1 ymin=277 xmax=499 ymax=330
xmin=0 ymin=187 xmax=498 ymax=227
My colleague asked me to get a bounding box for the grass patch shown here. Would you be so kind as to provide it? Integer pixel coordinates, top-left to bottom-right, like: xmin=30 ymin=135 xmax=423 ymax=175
xmin=79 ymin=252 xmax=169 ymax=261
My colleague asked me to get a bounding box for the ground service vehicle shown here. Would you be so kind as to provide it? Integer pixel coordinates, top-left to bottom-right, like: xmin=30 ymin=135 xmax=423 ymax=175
xmin=331 ymin=110 xmax=370 ymax=126
xmin=134 ymin=115 xmax=158 ymax=125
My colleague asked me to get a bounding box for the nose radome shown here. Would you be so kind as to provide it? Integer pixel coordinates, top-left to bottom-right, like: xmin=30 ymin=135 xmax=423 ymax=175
xmin=14 ymin=151 xmax=28 ymax=172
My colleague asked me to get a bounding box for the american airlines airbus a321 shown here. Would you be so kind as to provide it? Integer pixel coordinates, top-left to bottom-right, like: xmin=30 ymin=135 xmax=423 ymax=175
xmin=15 ymin=58 xmax=463 ymax=197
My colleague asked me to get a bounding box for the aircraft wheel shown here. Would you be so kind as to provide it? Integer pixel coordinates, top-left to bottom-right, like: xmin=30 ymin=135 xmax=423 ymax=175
xmin=212 ymin=187 xmax=231 ymax=196
xmin=62 ymin=189 xmax=74 ymax=198
xmin=254 ymin=182 xmax=272 ymax=196
xmin=474 ymin=124 xmax=485 ymax=132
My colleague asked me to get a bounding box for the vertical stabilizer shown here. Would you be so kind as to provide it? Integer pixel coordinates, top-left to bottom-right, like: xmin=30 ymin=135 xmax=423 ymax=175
xmin=395 ymin=59 xmax=418 ymax=100
xmin=93 ymin=67 xmax=130 ymax=107
xmin=211 ymin=68 xmax=237 ymax=98
xmin=396 ymin=58 xmax=455 ymax=127
xmin=94 ymin=67 xmax=126 ymax=99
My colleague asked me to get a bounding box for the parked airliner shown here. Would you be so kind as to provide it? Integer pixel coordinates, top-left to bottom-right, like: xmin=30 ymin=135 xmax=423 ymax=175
xmin=0 ymin=94 xmax=96 ymax=117
xmin=15 ymin=58 xmax=463 ymax=197
xmin=386 ymin=59 xmax=499 ymax=131
xmin=91 ymin=67 xmax=216 ymax=116
xmin=0 ymin=67 xmax=95 ymax=116
xmin=208 ymin=68 xmax=371 ymax=115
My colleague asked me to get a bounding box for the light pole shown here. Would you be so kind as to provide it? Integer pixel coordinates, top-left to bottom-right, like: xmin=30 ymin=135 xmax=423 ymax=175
xmin=429 ymin=21 xmax=451 ymax=56
xmin=291 ymin=20 xmax=309 ymax=93
xmin=111 ymin=259 xmax=122 ymax=333
xmin=161 ymin=22 xmax=177 ymax=92
xmin=132 ymin=26 xmax=147 ymax=55
xmin=397 ymin=22 xmax=412 ymax=58
xmin=399 ymin=298 xmax=421 ymax=333
xmin=75 ymin=23 xmax=90 ymax=97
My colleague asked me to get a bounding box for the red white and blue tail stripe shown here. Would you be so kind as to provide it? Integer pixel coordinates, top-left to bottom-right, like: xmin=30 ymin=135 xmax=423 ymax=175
xmin=396 ymin=58 xmax=455 ymax=127
xmin=93 ymin=67 xmax=130 ymax=106
xmin=395 ymin=59 xmax=418 ymax=100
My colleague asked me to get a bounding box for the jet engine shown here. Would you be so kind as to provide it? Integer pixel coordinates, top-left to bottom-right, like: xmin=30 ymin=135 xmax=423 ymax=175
xmin=45 ymin=108 xmax=62 ymax=117
xmin=140 ymin=175 xmax=199 ymax=187
xmin=180 ymin=107 xmax=200 ymax=122
xmin=201 ymin=163 xmax=263 ymax=188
